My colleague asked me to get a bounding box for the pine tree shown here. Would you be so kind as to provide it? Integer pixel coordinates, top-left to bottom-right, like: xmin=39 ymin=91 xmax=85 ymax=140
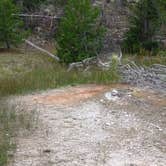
xmin=56 ymin=0 xmax=106 ymax=63
xmin=0 ymin=0 xmax=25 ymax=49
xmin=158 ymin=0 xmax=166 ymax=24
xmin=123 ymin=0 xmax=160 ymax=53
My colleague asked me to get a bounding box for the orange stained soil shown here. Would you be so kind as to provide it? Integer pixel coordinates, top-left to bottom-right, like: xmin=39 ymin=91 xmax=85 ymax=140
xmin=29 ymin=84 xmax=130 ymax=106
xmin=31 ymin=84 xmax=109 ymax=106
xmin=26 ymin=84 xmax=165 ymax=107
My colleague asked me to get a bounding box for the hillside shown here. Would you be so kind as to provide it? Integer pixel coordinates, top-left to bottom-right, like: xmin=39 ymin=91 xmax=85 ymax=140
xmin=17 ymin=0 xmax=166 ymax=54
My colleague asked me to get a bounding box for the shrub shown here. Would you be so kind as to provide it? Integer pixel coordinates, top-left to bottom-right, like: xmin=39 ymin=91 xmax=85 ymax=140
xmin=56 ymin=0 xmax=106 ymax=64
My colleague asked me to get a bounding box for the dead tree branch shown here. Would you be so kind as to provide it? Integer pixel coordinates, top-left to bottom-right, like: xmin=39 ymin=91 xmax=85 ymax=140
xmin=12 ymin=14 xmax=61 ymax=20
xmin=24 ymin=39 xmax=60 ymax=61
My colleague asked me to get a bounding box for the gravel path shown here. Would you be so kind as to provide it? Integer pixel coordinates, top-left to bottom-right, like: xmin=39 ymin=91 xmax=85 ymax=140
xmin=9 ymin=84 xmax=166 ymax=166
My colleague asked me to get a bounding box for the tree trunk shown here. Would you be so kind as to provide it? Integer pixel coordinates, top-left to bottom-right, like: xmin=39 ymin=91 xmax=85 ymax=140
xmin=5 ymin=40 xmax=10 ymax=49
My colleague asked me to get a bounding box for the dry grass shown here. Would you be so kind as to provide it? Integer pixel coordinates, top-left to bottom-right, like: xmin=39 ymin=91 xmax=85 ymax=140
xmin=122 ymin=51 xmax=166 ymax=66
xmin=0 ymin=100 xmax=36 ymax=166
xmin=0 ymin=52 xmax=56 ymax=79
xmin=0 ymin=52 xmax=120 ymax=97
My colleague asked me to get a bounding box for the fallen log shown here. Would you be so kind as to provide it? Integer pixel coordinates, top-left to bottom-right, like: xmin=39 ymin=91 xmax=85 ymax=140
xmin=12 ymin=14 xmax=60 ymax=20
xmin=67 ymin=57 xmax=97 ymax=72
xmin=24 ymin=39 xmax=60 ymax=61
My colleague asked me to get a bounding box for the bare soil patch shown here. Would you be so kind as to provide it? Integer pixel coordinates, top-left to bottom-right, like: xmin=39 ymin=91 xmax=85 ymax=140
xmin=9 ymin=84 xmax=166 ymax=166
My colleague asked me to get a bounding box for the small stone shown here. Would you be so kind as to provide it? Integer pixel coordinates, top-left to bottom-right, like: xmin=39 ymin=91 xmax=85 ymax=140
xmin=43 ymin=149 xmax=51 ymax=153
xmin=128 ymin=94 xmax=132 ymax=97
xmin=105 ymin=122 xmax=111 ymax=126
xmin=100 ymin=99 xmax=104 ymax=103
xmin=8 ymin=151 xmax=14 ymax=157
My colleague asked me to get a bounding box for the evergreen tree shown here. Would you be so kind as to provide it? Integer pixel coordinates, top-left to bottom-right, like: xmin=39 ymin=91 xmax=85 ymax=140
xmin=56 ymin=0 xmax=106 ymax=64
xmin=0 ymin=0 xmax=25 ymax=49
xmin=158 ymin=0 xmax=166 ymax=24
xmin=123 ymin=0 xmax=160 ymax=53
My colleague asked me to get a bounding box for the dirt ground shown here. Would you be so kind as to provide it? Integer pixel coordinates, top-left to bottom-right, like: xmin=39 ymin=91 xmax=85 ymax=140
xmin=9 ymin=84 xmax=166 ymax=166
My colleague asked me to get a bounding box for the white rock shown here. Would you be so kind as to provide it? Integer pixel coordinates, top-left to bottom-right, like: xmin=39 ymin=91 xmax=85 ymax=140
xmin=105 ymin=92 xmax=119 ymax=101
xmin=112 ymin=89 xmax=118 ymax=96
xmin=100 ymin=99 xmax=104 ymax=103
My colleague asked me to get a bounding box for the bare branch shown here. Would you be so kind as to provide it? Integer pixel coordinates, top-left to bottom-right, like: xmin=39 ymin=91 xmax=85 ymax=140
xmin=24 ymin=39 xmax=60 ymax=61
xmin=12 ymin=14 xmax=61 ymax=20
